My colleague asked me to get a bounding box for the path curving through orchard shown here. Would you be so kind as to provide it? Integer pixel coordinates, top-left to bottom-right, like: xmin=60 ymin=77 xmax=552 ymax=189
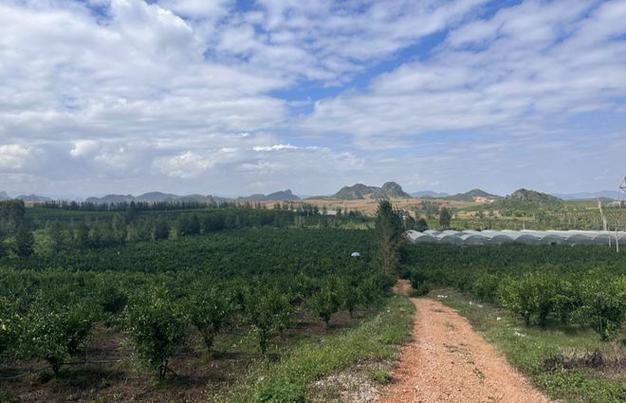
xmin=381 ymin=282 xmax=549 ymax=403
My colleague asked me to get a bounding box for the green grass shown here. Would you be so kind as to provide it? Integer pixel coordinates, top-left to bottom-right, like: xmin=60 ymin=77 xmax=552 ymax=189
xmin=225 ymin=295 xmax=414 ymax=402
xmin=433 ymin=288 xmax=626 ymax=403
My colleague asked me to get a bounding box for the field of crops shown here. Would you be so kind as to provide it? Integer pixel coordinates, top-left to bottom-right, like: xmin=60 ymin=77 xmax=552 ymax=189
xmin=0 ymin=226 xmax=403 ymax=402
xmin=403 ymin=244 xmax=626 ymax=401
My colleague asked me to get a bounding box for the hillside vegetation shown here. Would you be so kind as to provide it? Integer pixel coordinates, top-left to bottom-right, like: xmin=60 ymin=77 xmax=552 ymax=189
xmin=333 ymin=182 xmax=412 ymax=200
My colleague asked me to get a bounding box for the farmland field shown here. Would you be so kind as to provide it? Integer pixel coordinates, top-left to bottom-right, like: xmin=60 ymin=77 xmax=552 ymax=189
xmin=0 ymin=204 xmax=413 ymax=402
xmin=402 ymin=244 xmax=626 ymax=402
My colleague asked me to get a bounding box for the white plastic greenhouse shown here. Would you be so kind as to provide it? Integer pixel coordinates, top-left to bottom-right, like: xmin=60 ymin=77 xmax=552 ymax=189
xmin=405 ymin=230 xmax=626 ymax=246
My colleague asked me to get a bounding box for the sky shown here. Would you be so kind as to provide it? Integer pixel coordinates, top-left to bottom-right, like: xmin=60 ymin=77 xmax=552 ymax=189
xmin=1 ymin=0 xmax=625 ymax=198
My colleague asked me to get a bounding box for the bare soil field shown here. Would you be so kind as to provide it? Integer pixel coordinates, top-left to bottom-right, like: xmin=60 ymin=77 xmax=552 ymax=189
xmin=261 ymin=198 xmax=474 ymax=215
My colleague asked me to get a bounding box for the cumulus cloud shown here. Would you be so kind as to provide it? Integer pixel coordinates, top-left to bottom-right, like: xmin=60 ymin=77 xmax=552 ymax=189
xmin=1 ymin=0 xmax=625 ymax=196
xmin=154 ymin=148 xmax=242 ymax=178
xmin=0 ymin=145 xmax=37 ymax=172
xmin=305 ymin=0 xmax=626 ymax=143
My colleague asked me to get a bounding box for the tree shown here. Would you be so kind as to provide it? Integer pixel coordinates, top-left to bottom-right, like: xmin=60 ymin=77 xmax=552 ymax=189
xmin=439 ymin=207 xmax=452 ymax=229
xmin=415 ymin=217 xmax=429 ymax=232
xmin=47 ymin=221 xmax=67 ymax=252
xmin=153 ymin=219 xmax=170 ymax=240
xmin=18 ymin=302 xmax=96 ymax=376
xmin=375 ymin=200 xmax=403 ymax=276
xmin=125 ymin=287 xmax=187 ymax=379
xmin=309 ymin=278 xmax=343 ymax=327
xmin=245 ymin=288 xmax=293 ymax=354
xmin=0 ymin=200 xmax=25 ymax=237
xmin=15 ymin=226 xmax=35 ymax=257
xmin=74 ymin=221 xmax=90 ymax=249
xmin=0 ymin=297 xmax=19 ymax=357
xmin=186 ymin=286 xmax=233 ymax=352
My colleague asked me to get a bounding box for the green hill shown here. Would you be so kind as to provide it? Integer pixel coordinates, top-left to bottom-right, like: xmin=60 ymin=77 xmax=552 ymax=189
xmin=333 ymin=182 xmax=412 ymax=200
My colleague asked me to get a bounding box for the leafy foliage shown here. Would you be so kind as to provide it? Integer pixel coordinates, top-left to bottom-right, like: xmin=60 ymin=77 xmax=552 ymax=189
xmin=124 ymin=287 xmax=188 ymax=379
xmin=17 ymin=302 xmax=96 ymax=375
xmin=245 ymin=288 xmax=294 ymax=353
xmin=375 ymin=201 xmax=403 ymax=276
xmin=404 ymin=244 xmax=626 ymax=340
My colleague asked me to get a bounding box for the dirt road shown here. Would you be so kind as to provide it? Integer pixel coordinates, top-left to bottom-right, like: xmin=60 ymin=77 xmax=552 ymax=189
xmin=381 ymin=294 xmax=549 ymax=403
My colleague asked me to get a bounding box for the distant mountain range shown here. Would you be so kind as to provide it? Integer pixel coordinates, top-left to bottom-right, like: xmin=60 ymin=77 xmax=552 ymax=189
xmin=508 ymin=188 xmax=562 ymax=203
xmin=554 ymin=191 xmax=618 ymax=200
xmin=491 ymin=188 xmax=563 ymax=209
xmin=0 ymin=186 xmax=621 ymax=204
xmin=16 ymin=194 xmax=53 ymax=202
xmin=238 ymin=189 xmax=300 ymax=202
xmin=85 ymin=192 xmax=227 ymax=205
xmin=411 ymin=190 xmax=450 ymax=198
xmin=0 ymin=192 xmax=52 ymax=202
xmin=84 ymin=190 xmax=301 ymax=204
xmin=333 ymin=182 xmax=412 ymax=200
xmin=410 ymin=189 xmax=503 ymax=202
xmin=444 ymin=189 xmax=503 ymax=202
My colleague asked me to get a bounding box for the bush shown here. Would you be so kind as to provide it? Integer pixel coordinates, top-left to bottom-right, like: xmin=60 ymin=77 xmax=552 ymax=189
xmin=186 ymin=285 xmax=233 ymax=351
xmin=99 ymin=285 xmax=128 ymax=315
xmin=125 ymin=287 xmax=188 ymax=379
xmin=18 ymin=302 xmax=96 ymax=375
xmin=309 ymin=278 xmax=343 ymax=327
xmin=575 ymin=277 xmax=626 ymax=340
xmin=472 ymin=273 xmax=501 ymax=303
xmin=245 ymin=288 xmax=293 ymax=354
xmin=14 ymin=226 xmax=35 ymax=258
xmin=499 ymin=272 xmax=558 ymax=327
xmin=0 ymin=297 xmax=20 ymax=357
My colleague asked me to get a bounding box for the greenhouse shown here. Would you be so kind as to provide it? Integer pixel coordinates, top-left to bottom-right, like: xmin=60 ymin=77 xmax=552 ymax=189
xmin=405 ymin=230 xmax=626 ymax=246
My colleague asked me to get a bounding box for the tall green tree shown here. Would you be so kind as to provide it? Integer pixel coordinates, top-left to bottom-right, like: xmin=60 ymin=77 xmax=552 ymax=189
xmin=375 ymin=200 xmax=403 ymax=276
xmin=15 ymin=226 xmax=35 ymax=257
xmin=439 ymin=206 xmax=452 ymax=229
xmin=153 ymin=219 xmax=170 ymax=240
xmin=0 ymin=200 xmax=25 ymax=237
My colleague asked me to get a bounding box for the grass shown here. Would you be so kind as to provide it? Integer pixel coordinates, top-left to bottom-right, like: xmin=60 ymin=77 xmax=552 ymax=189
xmin=433 ymin=288 xmax=626 ymax=403
xmin=225 ymin=295 xmax=414 ymax=402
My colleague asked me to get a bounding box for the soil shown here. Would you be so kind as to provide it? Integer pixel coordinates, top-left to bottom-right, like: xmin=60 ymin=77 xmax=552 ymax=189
xmin=380 ymin=295 xmax=550 ymax=403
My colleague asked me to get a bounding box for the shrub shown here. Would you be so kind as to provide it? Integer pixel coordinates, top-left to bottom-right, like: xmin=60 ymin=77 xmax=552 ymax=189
xmin=245 ymin=288 xmax=293 ymax=354
xmin=186 ymin=286 xmax=233 ymax=352
xmin=99 ymin=285 xmax=128 ymax=315
xmin=0 ymin=297 xmax=20 ymax=357
xmin=125 ymin=287 xmax=188 ymax=379
xmin=575 ymin=277 xmax=626 ymax=340
xmin=14 ymin=226 xmax=35 ymax=258
xmin=309 ymin=278 xmax=343 ymax=327
xmin=499 ymin=272 xmax=558 ymax=327
xmin=472 ymin=273 xmax=501 ymax=303
xmin=18 ymin=302 xmax=96 ymax=376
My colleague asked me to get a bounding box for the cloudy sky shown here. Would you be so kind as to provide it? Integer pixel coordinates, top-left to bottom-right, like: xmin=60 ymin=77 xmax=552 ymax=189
xmin=1 ymin=0 xmax=625 ymax=198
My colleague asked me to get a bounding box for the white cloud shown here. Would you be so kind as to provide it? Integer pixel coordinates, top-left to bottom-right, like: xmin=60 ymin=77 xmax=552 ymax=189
xmin=158 ymin=0 xmax=232 ymax=20
xmin=304 ymin=0 xmax=626 ymax=143
xmin=154 ymin=147 xmax=241 ymax=178
xmin=1 ymin=0 xmax=625 ymax=196
xmin=70 ymin=140 xmax=100 ymax=158
xmin=0 ymin=0 xmax=287 ymax=146
xmin=0 ymin=144 xmax=38 ymax=172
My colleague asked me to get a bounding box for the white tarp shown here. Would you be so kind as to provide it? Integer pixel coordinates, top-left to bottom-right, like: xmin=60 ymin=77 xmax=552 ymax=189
xmin=406 ymin=229 xmax=626 ymax=246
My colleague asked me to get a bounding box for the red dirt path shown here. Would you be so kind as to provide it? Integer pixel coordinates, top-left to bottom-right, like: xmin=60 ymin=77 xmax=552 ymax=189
xmin=381 ymin=286 xmax=550 ymax=403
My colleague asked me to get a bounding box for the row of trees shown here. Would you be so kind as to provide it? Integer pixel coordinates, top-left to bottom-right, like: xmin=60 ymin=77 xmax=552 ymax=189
xmin=0 ymin=271 xmax=387 ymax=379
xmin=403 ymin=243 xmax=626 ymax=340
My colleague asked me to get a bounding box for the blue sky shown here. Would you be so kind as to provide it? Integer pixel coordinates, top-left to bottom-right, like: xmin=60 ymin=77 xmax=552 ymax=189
xmin=0 ymin=0 xmax=625 ymax=198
